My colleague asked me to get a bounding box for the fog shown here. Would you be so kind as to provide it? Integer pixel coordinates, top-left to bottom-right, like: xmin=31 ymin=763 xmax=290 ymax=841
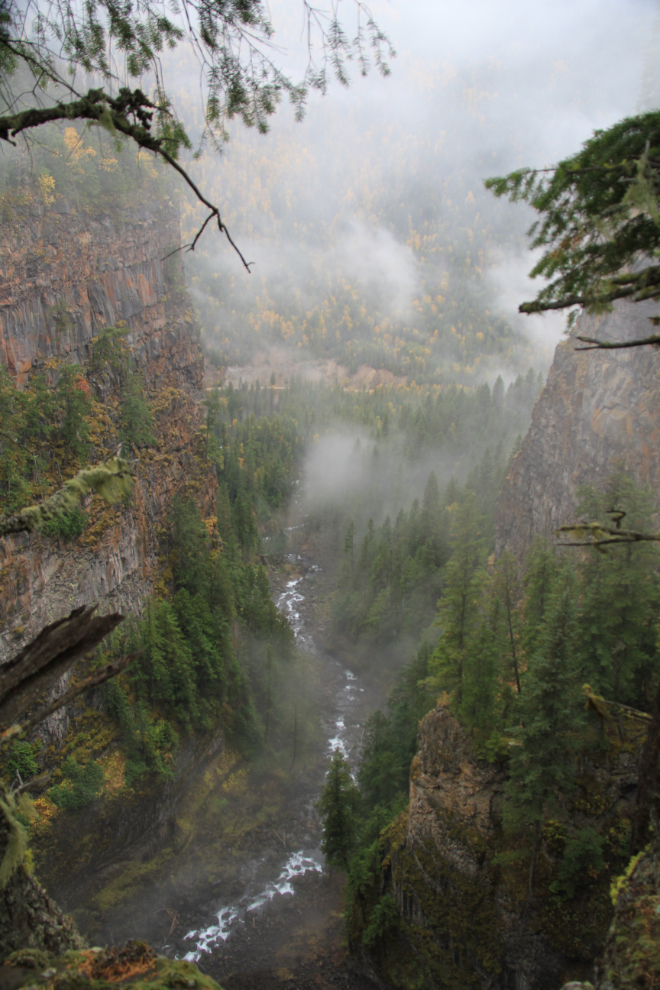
xmin=175 ymin=0 xmax=659 ymax=385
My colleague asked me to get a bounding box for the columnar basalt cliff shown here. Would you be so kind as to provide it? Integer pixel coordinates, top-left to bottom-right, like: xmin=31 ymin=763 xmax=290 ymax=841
xmin=0 ymin=198 xmax=213 ymax=670
xmin=495 ymin=299 xmax=660 ymax=560
xmin=374 ymin=705 xmax=640 ymax=990
xmin=0 ymin=196 xmax=225 ymax=948
xmin=0 ymin=198 xmax=200 ymax=383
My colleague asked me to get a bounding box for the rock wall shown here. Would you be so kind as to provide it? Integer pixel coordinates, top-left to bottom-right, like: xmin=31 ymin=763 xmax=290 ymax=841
xmin=495 ymin=300 xmax=660 ymax=560
xmin=0 ymin=199 xmax=200 ymax=384
xmin=379 ymin=705 xmax=639 ymax=990
xmin=0 ymin=198 xmax=213 ymax=669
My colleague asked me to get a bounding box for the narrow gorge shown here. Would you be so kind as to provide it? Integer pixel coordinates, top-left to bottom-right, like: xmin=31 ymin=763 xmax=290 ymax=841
xmin=1 ymin=12 xmax=660 ymax=990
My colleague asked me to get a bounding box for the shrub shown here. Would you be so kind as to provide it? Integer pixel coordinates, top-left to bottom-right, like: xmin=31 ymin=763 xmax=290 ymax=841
xmin=42 ymin=507 xmax=87 ymax=541
xmin=6 ymin=741 xmax=38 ymax=781
xmin=48 ymin=757 xmax=104 ymax=810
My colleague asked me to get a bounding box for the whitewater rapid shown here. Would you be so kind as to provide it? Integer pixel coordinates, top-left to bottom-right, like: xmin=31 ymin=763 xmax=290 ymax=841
xmin=179 ymin=559 xmax=363 ymax=963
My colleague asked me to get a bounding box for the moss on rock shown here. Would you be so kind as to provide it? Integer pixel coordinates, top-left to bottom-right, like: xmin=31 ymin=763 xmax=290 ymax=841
xmin=0 ymin=940 xmax=225 ymax=990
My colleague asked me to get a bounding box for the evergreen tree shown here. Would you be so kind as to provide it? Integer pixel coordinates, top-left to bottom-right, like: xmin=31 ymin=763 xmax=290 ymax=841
xmin=459 ymin=606 xmax=500 ymax=733
xmin=56 ymin=366 xmax=92 ymax=465
xmin=520 ymin=537 xmax=563 ymax=660
xmin=573 ymin=474 xmax=660 ymax=707
xmin=358 ymin=711 xmax=402 ymax=809
xmin=505 ymin=585 xmax=583 ymax=896
xmin=429 ymin=492 xmax=487 ymax=703
xmin=120 ymin=371 xmax=155 ymax=449
xmin=317 ymin=749 xmax=361 ymax=870
xmin=492 ymin=551 xmax=522 ymax=694
xmin=170 ymin=495 xmax=212 ymax=598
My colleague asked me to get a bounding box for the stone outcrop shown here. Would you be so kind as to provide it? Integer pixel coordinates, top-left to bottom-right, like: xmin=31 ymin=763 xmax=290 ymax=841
xmin=379 ymin=705 xmax=641 ymax=990
xmin=495 ymin=300 xmax=660 ymax=560
xmin=0 ymin=198 xmax=213 ymax=670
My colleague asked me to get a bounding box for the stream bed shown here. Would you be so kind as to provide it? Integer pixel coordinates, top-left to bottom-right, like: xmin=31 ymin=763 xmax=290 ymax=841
xmin=175 ymin=556 xmax=373 ymax=980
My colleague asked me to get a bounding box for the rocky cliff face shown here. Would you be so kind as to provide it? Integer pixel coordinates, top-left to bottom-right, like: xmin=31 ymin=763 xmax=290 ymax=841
xmin=378 ymin=705 xmax=639 ymax=990
xmin=495 ymin=300 xmax=660 ymax=560
xmin=0 ymin=197 xmax=213 ymax=708
xmin=0 ymin=198 xmax=199 ymax=383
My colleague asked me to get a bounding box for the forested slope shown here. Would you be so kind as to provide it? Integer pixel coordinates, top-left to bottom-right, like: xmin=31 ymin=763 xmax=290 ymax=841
xmin=179 ymin=57 xmax=562 ymax=384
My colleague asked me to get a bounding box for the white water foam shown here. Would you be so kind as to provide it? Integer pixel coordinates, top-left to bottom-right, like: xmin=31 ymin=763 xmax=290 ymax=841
xmin=179 ymin=563 xmax=362 ymax=962
xmin=182 ymin=850 xmax=324 ymax=962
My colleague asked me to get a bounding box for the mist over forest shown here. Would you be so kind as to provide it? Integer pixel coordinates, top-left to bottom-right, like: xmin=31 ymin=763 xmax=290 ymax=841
xmin=179 ymin=0 xmax=658 ymax=382
xmin=2 ymin=1 xmax=660 ymax=988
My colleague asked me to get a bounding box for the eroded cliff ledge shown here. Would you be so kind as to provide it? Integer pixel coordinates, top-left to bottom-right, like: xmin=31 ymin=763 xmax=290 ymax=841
xmin=0 ymin=197 xmax=213 ymax=673
xmin=495 ymin=300 xmax=660 ymax=560
xmin=374 ymin=705 xmax=639 ymax=990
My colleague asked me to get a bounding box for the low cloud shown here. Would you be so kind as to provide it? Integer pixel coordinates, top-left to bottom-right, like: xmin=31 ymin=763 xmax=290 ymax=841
xmin=488 ymin=250 xmax=566 ymax=367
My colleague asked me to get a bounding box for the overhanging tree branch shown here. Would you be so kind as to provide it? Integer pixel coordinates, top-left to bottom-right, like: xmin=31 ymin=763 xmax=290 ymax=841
xmin=575 ymin=334 xmax=660 ymax=351
xmin=0 ymin=88 xmax=254 ymax=271
xmin=556 ymin=510 xmax=660 ymax=551
xmin=485 ymin=111 xmax=660 ymax=338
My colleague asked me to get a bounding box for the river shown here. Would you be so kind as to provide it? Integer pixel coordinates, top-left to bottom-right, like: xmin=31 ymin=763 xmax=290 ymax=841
xmin=169 ymin=553 xmax=378 ymax=989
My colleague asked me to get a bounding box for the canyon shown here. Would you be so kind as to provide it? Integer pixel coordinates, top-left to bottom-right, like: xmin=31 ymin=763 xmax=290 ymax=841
xmin=0 ymin=193 xmax=658 ymax=990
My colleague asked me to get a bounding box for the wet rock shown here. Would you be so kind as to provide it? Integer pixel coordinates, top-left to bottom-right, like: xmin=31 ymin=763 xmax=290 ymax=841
xmin=495 ymin=299 xmax=660 ymax=560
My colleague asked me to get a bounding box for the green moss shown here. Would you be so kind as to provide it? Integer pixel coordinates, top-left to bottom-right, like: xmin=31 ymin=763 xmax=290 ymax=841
xmin=599 ymin=844 xmax=660 ymax=988
xmin=5 ymin=948 xmax=51 ymax=970
xmin=91 ymin=850 xmax=175 ymax=914
xmin=3 ymin=941 xmax=226 ymax=990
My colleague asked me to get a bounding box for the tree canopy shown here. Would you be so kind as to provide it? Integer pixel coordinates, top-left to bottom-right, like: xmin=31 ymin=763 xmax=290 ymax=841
xmin=0 ymin=0 xmax=393 ymax=263
xmin=486 ymin=110 xmax=660 ymax=348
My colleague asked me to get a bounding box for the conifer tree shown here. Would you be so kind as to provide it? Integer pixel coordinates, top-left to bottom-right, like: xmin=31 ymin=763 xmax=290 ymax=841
xmin=56 ymin=366 xmax=92 ymax=465
xmin=317 ymin=749 xmax=361 ymax=870
xmin=505 ymin=585 xmax=583 ymax=897
xmin=573 ymin=474 xmax=660 ymax=707
xmin=492 ymin=551 xmax=522 ymax=694
xmin=429 ymin=492 xmax=487 ymax=704
xmin=120 ymin=371 xmax=155 ymax=449
xmin=358 ymin=711 xmax=402 ymax=809
xmin=520 ymin=537 xmax=563 ymax=660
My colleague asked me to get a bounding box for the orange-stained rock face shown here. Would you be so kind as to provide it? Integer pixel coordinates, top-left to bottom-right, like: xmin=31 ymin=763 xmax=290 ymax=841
xmin=495 ymin=299 xmax=660 ymax=561
xmin=0 ymin=200 xmax=201 ymax=386
xmin=0 ymin=200 xmax=215 ymax=677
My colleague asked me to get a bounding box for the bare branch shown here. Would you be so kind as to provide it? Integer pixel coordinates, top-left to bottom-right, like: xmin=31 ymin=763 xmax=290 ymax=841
xmin=575 ymin=334 xmax=660 ymax=351
xmin=0 ymin=652 xmax=137 ymax=747
xmin=0 ymin=89 xmax=253 ymax=272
